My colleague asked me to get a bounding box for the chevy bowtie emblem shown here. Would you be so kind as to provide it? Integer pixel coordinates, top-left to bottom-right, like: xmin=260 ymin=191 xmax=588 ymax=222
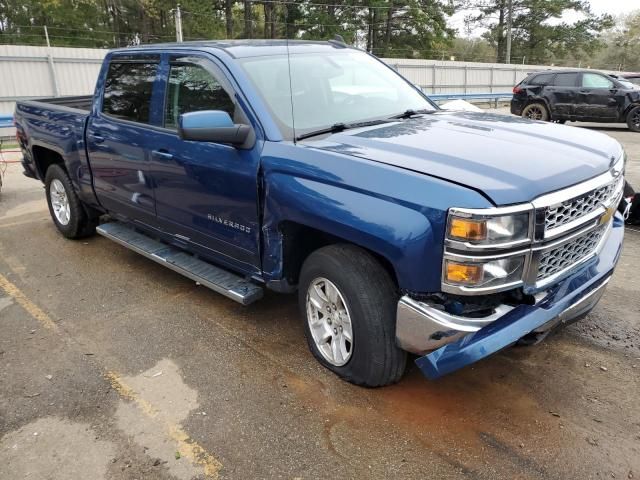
xmin=599 ymin=203 xmax=616 ymax=226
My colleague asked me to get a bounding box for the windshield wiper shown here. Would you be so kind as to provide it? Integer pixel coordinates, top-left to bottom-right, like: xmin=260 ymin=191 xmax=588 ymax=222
xmin=295 ymin=119 xmax=390 ymax=141
xmin=389 ymin=108 xmax=434 ymax=119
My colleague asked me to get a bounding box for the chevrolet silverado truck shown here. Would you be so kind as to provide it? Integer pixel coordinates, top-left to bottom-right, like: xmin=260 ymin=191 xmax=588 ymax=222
xmin=14 ymin=40 xmax=627 ymax=387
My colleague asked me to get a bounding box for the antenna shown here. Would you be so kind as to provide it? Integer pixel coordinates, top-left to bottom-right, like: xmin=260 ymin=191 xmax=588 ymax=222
xmin=285 ymin=25 xmax=296 ymax=143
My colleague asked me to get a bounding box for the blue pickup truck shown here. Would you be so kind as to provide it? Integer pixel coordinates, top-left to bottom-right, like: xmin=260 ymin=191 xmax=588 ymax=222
xmin=14 ymin=40 xmax=626 ymax=386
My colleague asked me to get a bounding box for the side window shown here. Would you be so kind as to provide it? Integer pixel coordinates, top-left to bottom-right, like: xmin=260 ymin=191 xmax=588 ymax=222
xmin=553 ymin=73 xmax=578 ymax=87
xmin=582 ymin=73 xmax=614 ymax=89
xmin=164 ymin=63 xmax=235 ymax=129
xmin=102 ymin=62 xmax=157 ymax=123
xmin=529 ymin=73 xmax=553 ymax=85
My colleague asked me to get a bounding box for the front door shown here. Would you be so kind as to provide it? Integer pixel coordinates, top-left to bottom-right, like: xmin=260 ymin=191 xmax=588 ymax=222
xmin=146 ymin=54 xmax=262 ymax=273
xmin=546 ymin=72 xmax=578 ymax=119
xmin=86 ymin=56 xmax=161 ymax=225
xmin=576 ymin=73 xmax=620 ymax=121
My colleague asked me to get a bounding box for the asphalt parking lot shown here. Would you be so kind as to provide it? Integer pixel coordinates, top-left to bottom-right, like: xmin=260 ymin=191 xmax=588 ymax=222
xmin=1 ymin=120 xmax=639 ymax=479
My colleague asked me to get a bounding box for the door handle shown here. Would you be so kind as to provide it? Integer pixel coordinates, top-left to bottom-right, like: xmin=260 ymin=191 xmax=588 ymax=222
xmin=152 ymin=149 xmax=174 ymax=161
xmin=90 ymin=134 xmax=105 ymax=144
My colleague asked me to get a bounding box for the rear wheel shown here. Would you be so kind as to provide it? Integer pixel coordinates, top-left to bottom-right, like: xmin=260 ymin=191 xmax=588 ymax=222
xmin=626 ymin=105 xmax=640 ymax=132
xmin=298 ymin=244 xmax=407 ymax=387
xmin=522 ymin=103 xmax=549 ymax=121
xmin=45 ymin=164 xmax=97 ymax=239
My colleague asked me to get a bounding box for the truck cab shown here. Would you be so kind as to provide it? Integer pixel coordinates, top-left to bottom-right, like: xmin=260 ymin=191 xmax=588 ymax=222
xmin=15 ymin=41 xmax=626 ymax=386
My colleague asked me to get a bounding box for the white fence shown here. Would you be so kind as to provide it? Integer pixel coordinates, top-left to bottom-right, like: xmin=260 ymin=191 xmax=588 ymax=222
xmin=0 ymin=45 xmax=106 ymax=115
xmin=0 ymin=44 xmax=627 ymax=118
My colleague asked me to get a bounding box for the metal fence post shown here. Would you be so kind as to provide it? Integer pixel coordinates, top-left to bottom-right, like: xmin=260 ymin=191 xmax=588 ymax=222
xmin=44 ymin=26 xmax=60 ymax=97
xmin=489 ymin=66 xmax=494 ymax=94
xmin=464 ymin=65 xmax=468 ymax=94
xmin=46 ymin=54 xmax=60 ymax=97
xmin=432 ymin=64 xmax=436 ymax=94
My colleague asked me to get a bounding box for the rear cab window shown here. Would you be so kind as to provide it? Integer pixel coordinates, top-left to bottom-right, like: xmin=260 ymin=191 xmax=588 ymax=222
xmin=101 ymin=55 xmax=160 ymax=124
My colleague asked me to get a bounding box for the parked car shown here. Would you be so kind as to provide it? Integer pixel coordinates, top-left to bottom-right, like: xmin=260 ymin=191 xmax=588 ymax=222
xmin=621 ymin=73 xmax=640 ymax=86
xmin=511 ymin=68 xmax=640 ymax=131
xmin=14 ymin=41 xmax=626 ymax=386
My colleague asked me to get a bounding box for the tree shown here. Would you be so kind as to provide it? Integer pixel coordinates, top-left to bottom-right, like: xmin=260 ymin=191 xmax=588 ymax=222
xmin=0 ymin=0 xmax=460 ymax=61
xmin=591 ymin=11 xmax=640 ymax=71
xmin=469 ymin=0 xmax=614 ymax=64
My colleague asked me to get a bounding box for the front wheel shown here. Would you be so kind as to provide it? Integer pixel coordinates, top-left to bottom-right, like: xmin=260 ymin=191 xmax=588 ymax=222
xmin=626 ymin=105 xmax=640 ymax=132
xmin=298 ymin=244 xmax=407 ymax=387
xmin=522 ymin=102 xmax=549 ymax=121
xmin=45 ymin=164 xmax=97 ymax=239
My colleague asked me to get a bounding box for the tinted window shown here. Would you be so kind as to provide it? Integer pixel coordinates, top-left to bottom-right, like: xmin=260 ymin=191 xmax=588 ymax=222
xmin=553 ymin=73 xmax=578 ymax=87
xmin=164 ymin=63 xmax=235 ymax=129
xmin=529 ymin=73 xmax=553 ymax=85
xmin=102 ymin=62 xmax=157 ymax=123
xmin=582 ymin=73 xmax=614 ymax=89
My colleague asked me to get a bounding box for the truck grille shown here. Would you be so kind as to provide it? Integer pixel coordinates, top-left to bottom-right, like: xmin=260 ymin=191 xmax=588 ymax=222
xmin=537 ymin=226 xmax=606 ymax=281
xmin=545 ymin=177 xmax=621 ymax=233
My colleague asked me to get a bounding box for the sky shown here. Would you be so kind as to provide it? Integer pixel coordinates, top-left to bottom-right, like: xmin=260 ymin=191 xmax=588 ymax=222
xmin=449 ymin=0 xmax=640 ymax=37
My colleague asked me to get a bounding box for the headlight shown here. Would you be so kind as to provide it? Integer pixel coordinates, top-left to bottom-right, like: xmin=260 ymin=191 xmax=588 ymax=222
xmin=443 ymin=205 xmax=534 ymax=294
xmin=444 ymin=255 xmax=526 ymax=290
xmin=447 ymin=211 xmax=531 ymax=246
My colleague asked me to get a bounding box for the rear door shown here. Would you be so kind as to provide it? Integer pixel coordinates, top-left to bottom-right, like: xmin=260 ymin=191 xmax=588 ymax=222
xmin=145 ymin=53 xmax=262 ymax=273
xmin=546 ymin=72 xmax=579 ymax=118
xmin=576 ymin=73 xmax=620 ymax=121
xmin=86 ymin=54 xmax=161 ymax=224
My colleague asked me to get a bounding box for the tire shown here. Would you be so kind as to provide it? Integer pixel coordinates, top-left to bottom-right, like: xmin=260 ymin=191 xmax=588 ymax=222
xmin=626 ymin=105 xmax=640 ymax=132
xmin=298 ymin=244 xmax=407 ymax=387
xmin=45 ymin=164 xmax=97 ymax=239
xmin=522 ymin=103 xmax=549 ymax=121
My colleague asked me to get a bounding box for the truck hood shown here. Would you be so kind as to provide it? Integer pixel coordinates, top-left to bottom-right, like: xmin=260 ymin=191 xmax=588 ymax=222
xmin=307 ymin=111 xmax=623 ymax=206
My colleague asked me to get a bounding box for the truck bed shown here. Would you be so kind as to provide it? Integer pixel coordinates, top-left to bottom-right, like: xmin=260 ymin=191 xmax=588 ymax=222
xmin=14 ymin=95 xmax=96 ymax=205
xmin=25 ymin=95 xmax=93 ymax=112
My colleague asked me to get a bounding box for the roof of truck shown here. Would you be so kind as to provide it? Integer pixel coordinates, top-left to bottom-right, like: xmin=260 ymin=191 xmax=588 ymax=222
xmin=110 ymin=39 xmax=353 ymax=59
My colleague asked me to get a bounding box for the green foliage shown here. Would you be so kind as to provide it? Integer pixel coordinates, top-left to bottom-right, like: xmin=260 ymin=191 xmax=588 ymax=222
xmin=473 ymin=0 xmax=613 ymax=64
xmin=0 ymin=0 xmax=455 ymax=57
xmin=0 ymin=0 xmax=618 ymax=66
xmin=591 ymin=10 xmax=640 ymax=71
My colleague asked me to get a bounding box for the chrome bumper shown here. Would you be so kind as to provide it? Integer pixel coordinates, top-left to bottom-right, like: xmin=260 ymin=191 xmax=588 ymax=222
xmin=396 ymin=277 xmax=610 ymax=355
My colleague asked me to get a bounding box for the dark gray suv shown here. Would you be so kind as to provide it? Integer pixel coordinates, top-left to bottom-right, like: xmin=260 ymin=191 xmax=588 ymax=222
xmin=511 ymin=69 xmax=640 ymax=132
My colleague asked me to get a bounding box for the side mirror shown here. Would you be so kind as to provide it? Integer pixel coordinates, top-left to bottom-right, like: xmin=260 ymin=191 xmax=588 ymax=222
xmin=178 ymin=110 xmax=251 ymax=146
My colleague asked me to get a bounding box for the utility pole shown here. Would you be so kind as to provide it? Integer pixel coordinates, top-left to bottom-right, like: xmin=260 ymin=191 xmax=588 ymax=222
xmin=44 ymin=25 xmax=51 ymax=47
xmin=505 ymin=0 xmax=513 ymax=64
xmin=174 ymin=4 xmax=183 ymax=42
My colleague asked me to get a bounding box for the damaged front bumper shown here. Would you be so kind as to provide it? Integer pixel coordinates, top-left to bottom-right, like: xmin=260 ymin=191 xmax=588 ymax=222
xmin=397 ymin=215 xmax=624 ymax=380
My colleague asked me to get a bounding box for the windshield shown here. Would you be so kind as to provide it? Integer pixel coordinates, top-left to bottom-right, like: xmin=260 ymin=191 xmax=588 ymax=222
xmin=238 ymin=50 xmax=436 ymax=140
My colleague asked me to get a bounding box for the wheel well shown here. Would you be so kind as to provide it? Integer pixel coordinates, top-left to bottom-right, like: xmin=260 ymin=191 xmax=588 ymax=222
xmin=624 ymin=103 xmax=640 ymax=118
xmin=32 ymin=146 xmax=65 ymax=180
xmin=525 ymin=98 xmax=549 ymax=112
xmin=279 ymin=221 xmax=399 ymax=289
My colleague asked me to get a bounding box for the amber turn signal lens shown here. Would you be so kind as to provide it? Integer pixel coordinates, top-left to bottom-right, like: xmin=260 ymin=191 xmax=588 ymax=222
xmin=446 ymin=261 xmax=483 ymax=285
xmin=449 ymin=218 xmax=487 ymax=241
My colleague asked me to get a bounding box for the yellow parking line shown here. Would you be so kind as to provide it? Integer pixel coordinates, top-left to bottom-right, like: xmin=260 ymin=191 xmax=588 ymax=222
xmin=0 ymin=272 xmax=222 ymax=478
xmin=105 ymin=372 xmax=223 ymax=479
xmin=0 ymin=273 xmax=58 ymax=330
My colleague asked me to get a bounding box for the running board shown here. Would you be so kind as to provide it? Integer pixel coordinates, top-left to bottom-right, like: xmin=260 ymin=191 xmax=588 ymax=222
xmin=96 ymin=222 xmax=263 ymax=305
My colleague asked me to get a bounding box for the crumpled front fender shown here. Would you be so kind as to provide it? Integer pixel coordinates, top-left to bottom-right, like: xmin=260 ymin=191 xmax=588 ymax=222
xmin=416 ymin=217 xmax=624 ymax=380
